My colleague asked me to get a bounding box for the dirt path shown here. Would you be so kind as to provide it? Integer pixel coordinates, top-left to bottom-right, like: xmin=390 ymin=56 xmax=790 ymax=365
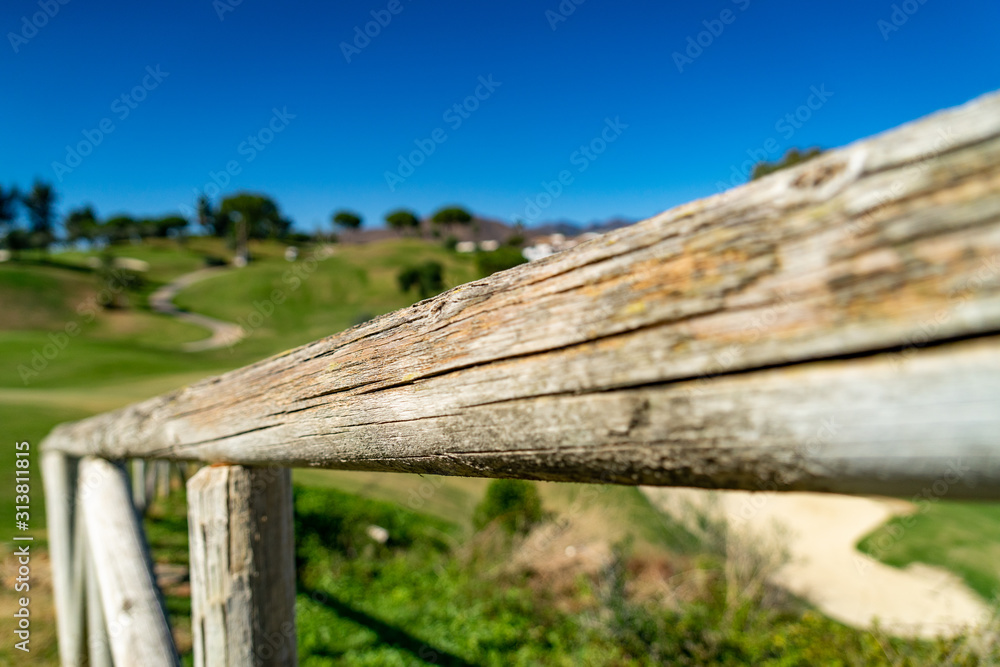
xmin=149 ymin=268 xmax=244 ymax=352
xmin=642 ymin=487 xmax=990 ymax=638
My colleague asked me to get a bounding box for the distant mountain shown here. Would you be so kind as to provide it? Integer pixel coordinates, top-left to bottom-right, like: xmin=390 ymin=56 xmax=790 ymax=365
xmin=527 ymin=218 xmax=636 ymax=238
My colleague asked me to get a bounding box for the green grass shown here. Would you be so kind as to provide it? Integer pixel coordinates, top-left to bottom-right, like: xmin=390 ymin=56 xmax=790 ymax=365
xmin=173 ymin=239 xmax=478 ymax=359
xmin=0 ymin=331 xmax=228 ymax=389
xmin=858 ymin=501 xmax=1000 ymax=601
xmin=292 ymin=470 xmax=698 ymax=555
xmin=0 ymin=262 xmax=95 ymax=330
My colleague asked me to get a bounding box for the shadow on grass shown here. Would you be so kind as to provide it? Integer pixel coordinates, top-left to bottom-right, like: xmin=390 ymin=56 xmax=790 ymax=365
xmin=299 ymin=586 xmax=477 ymax=667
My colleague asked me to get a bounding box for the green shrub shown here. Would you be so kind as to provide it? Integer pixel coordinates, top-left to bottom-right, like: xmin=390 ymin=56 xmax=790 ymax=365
xmin=473 ymin=479 xmax=543 ymax=535
xmin=476 ymin=246 xmax=527 ymax=277
xmin=396 ymin=261 xmax=444 ymax=299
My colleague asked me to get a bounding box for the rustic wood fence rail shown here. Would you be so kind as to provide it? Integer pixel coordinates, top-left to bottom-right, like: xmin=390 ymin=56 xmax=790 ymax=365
xmin=42 ymin=91 xmax=1000 ymax=665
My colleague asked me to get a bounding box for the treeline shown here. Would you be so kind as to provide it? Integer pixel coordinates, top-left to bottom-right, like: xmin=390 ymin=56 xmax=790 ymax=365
xmin=0 ymin=178 xmax=489 ymax=256
xmin=329 ymin=205 xmax=473 ymax=236
xmin=0 ymin=183 xmax=308 ymax=257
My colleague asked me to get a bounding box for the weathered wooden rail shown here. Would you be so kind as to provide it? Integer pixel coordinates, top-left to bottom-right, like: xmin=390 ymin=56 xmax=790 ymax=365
xmin=42 ymin=91 xmax=1000 ymax=665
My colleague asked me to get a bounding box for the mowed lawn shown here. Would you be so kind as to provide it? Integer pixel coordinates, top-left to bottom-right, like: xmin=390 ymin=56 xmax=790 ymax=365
xmin=172 ymin=238 xmax=480 ymax=358
xmin=858 ymin=501 xmax=1000 ymax=601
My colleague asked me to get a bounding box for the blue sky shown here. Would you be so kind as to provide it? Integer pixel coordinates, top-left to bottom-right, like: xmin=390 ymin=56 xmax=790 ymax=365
xmin=2 ymin=0 xmax=998 ymax=232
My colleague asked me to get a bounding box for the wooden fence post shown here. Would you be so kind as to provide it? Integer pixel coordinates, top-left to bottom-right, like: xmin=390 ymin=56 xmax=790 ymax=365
xmin=79 ymin=456 xmax=178 ymax=666
xmin=188 ymin=465 xmax=297 ymax=667
xmin=132 ymin=458 xmax=148 ymax=515
xmin=41 ymin=450 xmax=85 ymax=666
xmin=85 ymin=523 xmax=113 ymax=667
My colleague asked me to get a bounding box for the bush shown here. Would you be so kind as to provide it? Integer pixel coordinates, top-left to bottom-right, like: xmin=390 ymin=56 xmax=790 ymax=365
xmin=285 ymin=232 xmax=313 ymax=244
xmin=397 ymin=260 xmax=444 ymax=299
xmin=473 ymin=479 xmax=543 ymax=535
xmin=96 ymin=253 xmax=144 ymax=309
xmin=203 ymin=254 xmax=228 ymax=267
xmin=477 ymin=246 xmax=527 ymax=277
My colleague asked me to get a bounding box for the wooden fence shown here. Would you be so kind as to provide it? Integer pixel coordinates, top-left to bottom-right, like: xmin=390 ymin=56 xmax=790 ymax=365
xmin=42 ymin=90 xmax=1000 ymax=665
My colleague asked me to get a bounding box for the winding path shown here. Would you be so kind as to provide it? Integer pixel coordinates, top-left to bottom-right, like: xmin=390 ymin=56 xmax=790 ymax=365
xmin=642 ymin=488 xmax=990 ymax=639
xmin=149 ymin=268 xmax=245 ymax=352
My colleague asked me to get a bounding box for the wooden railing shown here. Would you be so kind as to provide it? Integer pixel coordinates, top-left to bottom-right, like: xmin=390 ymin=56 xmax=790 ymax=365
xmin=42 ymin=90 xmax=1000 ymax=666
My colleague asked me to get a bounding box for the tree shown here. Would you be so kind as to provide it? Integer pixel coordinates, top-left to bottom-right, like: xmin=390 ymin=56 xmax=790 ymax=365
xmin=4 ymin=229 xmax=31 ymax=259
xmin=197 ymin=195 xmax=228 ymax=237
xmin=750 ymin=147 xmax=823 ymax=181
xmin=220 ymin=193 xmax=291 ymax=264
xmin=0 ymin=185 xmax=18 ymax=234
xmin=385 ymin=209 xmax=420 ymax=235
xmin=22 ymin=181 xmax=56 ymax=252
xmin=332 ymin=210 xmax=362 ymax=231
xmin=153 ymin=215 xmax=188 ymax=238
xmin=431 ymin=206 xmax=472 ymax=233
xmin=220 ymin=194 xmax=290 ymax=240
xmin=64 ymin=206 xmax=99 ymax=244
xmin=104 ymin=215 xmax=137 ymax=244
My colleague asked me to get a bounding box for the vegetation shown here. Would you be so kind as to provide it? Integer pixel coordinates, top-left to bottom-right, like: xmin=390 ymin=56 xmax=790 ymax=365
xmin=332 ymin=209 xmax=363 ymax=231
xmin=22 ymin=180 xmax=57 ymax=252
xmin=396 ymin=260 xmax=445 ymax=299
xmin=94 ymin=252 xmax=145 ymax=309
xmin=431 ymin=205 xmax=473 ymax=238
xmin=138 ymin=482 xmax=1000 ymax=666
xmin=0 ymin=184 xmax=17 ymax=232
xmin=750 ymin=147 xmax=823 ymax=181
xmin=218 ymin=193 xmax=290 ymax=240
xmin=473 ymin=479 xmax=544 ymax=535
xmin=431 ymin=206 xmax=472 ymax=227
xmin=385 ymin=209 xmax=421 ymax=235
xmin=476 ymin=245 xmax=527 ymax=277
xmin=858 ymin=501 xmax=1000 ymax=601
xmin=63 ymin=206 xmax=98 ymax=243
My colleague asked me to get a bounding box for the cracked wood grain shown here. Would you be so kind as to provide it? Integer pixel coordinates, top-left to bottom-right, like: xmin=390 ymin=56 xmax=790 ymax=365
xmin=188 ymin=465 xmax=296 ymax=667
xmin=42 ymin=91 xmax=1000 ymax=497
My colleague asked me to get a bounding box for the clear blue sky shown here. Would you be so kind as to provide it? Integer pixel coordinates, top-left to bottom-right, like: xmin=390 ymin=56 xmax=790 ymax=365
xmin=2 ymin=0 xmax=998 ymax=232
